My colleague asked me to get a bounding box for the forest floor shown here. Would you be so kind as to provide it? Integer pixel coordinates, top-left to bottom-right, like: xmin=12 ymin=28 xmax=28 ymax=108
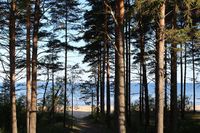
xmin=68 ymin=115 xmax=112 ymax=133
xmin=36 ymin=111 xmax=200 ymax=133
xmin=73 ymin=118 xmax=107 ymax=133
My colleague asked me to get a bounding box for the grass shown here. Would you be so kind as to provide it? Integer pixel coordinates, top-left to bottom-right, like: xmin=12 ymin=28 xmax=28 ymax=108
xmin=86 ymin=111 xmax=200 ymax=133
xmin=37 ymin=112 xmax=77 ymax=133
xmin=1 ymin=110 xmax=200 ymax=133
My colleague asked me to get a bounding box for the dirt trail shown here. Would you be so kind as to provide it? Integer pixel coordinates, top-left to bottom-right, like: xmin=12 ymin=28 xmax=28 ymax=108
xmin=74 ymin=118 xmax=107 ymax=133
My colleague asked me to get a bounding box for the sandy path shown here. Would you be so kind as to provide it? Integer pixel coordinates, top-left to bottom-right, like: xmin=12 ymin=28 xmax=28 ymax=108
xmin=75 ymin=118 xmax=107 ymax=133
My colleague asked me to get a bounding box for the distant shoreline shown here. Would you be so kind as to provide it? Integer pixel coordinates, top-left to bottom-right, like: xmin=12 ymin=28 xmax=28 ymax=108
xmin=66 ymin=105 xmax=200 ymax=118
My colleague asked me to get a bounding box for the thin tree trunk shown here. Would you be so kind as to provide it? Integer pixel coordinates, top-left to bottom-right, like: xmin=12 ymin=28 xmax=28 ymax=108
xmin=100 ymin=50 xmax=103 ymax=114
xmin=114 ymin=39 xmax=119 ymax=133
xmin=128 ymin=2 xmax=131 ymax=123
xmin=9 ymin=1 xmax=18 ymax=133
xmin=26 ymin=0 xmax=31 ymax=132
xmin=51 ymin=46 xmax=55 ymax=121
xmin=51 ymin=61 xmax=55 ymax=121
xmin=183 ymin=43 xmax=187 ymax=118
xmin=156 ymin=1 xmax=165 ymax=133
xmin=143 ymin=64 xmax=149 ymax=130
xmin=115 ymin=0 xmax=126 ymax=132
xmin=63 ymin=0 xmax=68 ymax=128
xmin=170 ymin=45 xmax=177 ymax=133
xmin=164 ymin=43 xmax=168 ymax=129
xmin=42 ymin=68 xmax=49 ymax=112
xmin=139 ymin=61 xmax=143 ymax=124
xmin=104 ymin=0 xmax=110 ymax=126
xmin=155 ymin=26 xmax=159 ymax=132
xmin=102 ymin=37 xmax=106 ymax=114
xmin=192 ymin=39 xmax=195 ymax=113
xmin=92 ymin=89 xmax=94 ymax=115
xmin=106 ymin=48 xmax=110 ymax=124
xmin=125 ymin=0 xmax=129 ymax=127
xmin=139 ymin=20 xmax=150 ymax=128
xmin=100 ymin=41 xmax=105 ymax=114
xmin=170 ymin=5 xmax=178 ymax=133
xmin=97 ymin=51 xmax=100 ymax=116
xmin=164 ymin=43 xmax=168 ymax=113
xmin=71 ymin=85 xmax=74 ymax=128
xmin=180 ymin=43 xmax=184 ymax=119
xmin=30 ymin=0 xmax=40 ymax=132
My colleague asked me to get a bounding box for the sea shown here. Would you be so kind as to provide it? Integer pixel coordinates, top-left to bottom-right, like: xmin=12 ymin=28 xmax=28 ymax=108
xmin=1 ymin=82 xmax=199 ymax=106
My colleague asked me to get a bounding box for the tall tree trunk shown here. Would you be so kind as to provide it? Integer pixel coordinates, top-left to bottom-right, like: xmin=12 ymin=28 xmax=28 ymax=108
xmin=128 ymin=3 xmax=131 ymax=123
xmin=183 ymin=0 xmax=191 ymax=118
xmin=51 ymin=61 xmax=55 ymax=121
xmin=63 ymin=0 xmax=68 ymax=128
xmin=30 ymin=0 xmax=40 ymax=132
xmin=125 ymin=0 xmax=131 ymax=126
xmin=100 ymin=50 xmax=103 ymax=114
xmin=9 ymin=1 xmax=18 ymax=133
xmin=139 ymin=19 xmax=150 ymax=129
xmin=183 ymin=43 xmax=187 ymax=118
xmin=91 ymin=88 xmax=94 ymax=115
xmin=164 ymin=42 xmax=168 ymax=129
xmin=106 ymin=46 xmax=110 ymax=124
xmin=139 ymin=61 xmax=143 ymax=124
xmin=125 ymin=0 xmax=129 ymax=126
xmin=104 ymin=0 xmax=110 ymax=126
xmin=71 ymin=85 xmax=74 ymax=128
xmin=26 ymin=0 xmax=31 ymax=132
xmin=192 ymin=39 xmax=195 ymax=113
xmin=42 ymin=68 xmax=49 ymax=112
xmin=143 ymin=62 xmax=149 ymax=130
xmin=164 ymin=43 xmax=168 ymax=113
xmin=97 ymin=50 xmax=100 ymax=116
xmin=101 ymin=36 xmax=106 ymax=114
xmin=170 ymin=5 xmax=178 ymax=133
xmin=156 ymin=1 xmax=165 ymax=133
xmin=51 ymin=46 xmax=55 ymax=121
xmin=115 ymin=0 xmax=126 ymax=132
xmin=180 ymin=43 xmax=184 ymax=119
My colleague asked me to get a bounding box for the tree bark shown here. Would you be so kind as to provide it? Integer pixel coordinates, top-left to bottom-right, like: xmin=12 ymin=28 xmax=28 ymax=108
xmin=100 ymin=43 xmax=105 ymax=114
xmin=183 ymin=43 xmax=187 ymax=118
xmin=63 ymin=0 xmax=68 ymax=128
xmin=115 ymin=0 xmax=126 ymax=132
xmin=104 ymin=0 xmax=110 ymax=125
xmin=170 ymin=4 xmax=178 ymax=133
xmin=102 ymin=38 xmax=106 ymax=115
xmin=9 ymin=1 xmax=18 ymax=133
xmin=156 ymin=1 xmax=165 ymax=133
xmin=125 ymin=0 xmax=131 ymax=126
xmin=139 ymin=61 xmax=143 ymax=124
xmin=192 ymin=39 xmax=195 ymax=113
xmin=128 ymin=3 xmax=131 ymax=123
xmin=26 ymin=0 xmax=31 ymax=132
xmin=30 ymin=0 xmax=40 ymax=132
xmin=164 ymin=43 xmax=168 ymax=113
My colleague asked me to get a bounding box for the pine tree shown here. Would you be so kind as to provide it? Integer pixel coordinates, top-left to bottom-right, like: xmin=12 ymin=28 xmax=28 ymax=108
xmin=9 ymin=0 xmax=18 ymax=133
xmin=156 ymin=1 xmax=165 ymax=133
xmin=30 ymin=0 xmax=40 ymax=132
xmin=115 ymin=0 xmax=126 ymax=132
xmin=25 ymin=0 xmax=31 ymax=132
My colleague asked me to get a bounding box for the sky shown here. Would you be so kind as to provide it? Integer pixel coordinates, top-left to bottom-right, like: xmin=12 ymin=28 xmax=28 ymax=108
xmin=0 ymin=0 xmax=199 ymax=85
xmin=0 ymin=0 xmax=199 ymax=108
